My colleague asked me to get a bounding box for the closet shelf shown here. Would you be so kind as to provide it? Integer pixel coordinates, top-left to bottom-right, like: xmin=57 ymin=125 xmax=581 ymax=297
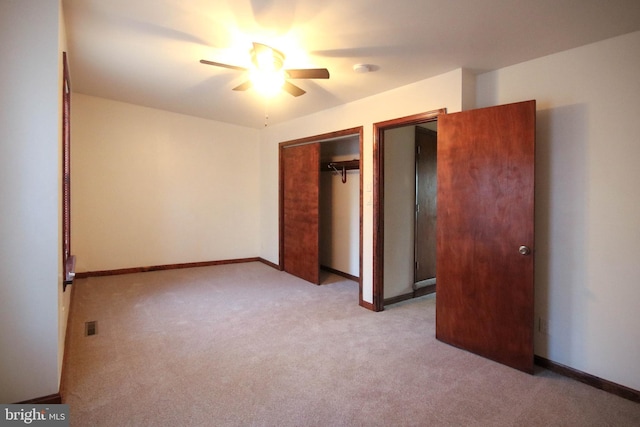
xmin=320 ymin=159 xmax=360 ymax=171
xmin=321 ymin=159 xmax=360 ymax=183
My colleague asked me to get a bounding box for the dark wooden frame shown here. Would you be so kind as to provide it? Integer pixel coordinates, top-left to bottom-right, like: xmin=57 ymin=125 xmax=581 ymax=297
xmin=278 ymin=127 xmax=366 ymax=307
xmin=74 ymin=257 xmax=271 ymax=279
xmin=62 ymin=52 xmax=75 ymax=291
xmin=372 ymin=109 xmax=446 ymax=311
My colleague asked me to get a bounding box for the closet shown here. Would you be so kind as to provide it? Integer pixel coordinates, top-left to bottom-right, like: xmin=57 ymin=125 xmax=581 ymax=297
xmin=280 ymin=130 xmax=362 ymax=290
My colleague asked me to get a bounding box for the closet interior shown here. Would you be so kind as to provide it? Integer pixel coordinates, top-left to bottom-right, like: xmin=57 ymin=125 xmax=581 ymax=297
xmin=319 ymin=137 xmax=360 ymax=282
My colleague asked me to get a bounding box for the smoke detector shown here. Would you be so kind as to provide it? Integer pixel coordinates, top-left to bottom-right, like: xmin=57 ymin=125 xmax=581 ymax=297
xmin=353 ymin=64 xmax=372 ymax=73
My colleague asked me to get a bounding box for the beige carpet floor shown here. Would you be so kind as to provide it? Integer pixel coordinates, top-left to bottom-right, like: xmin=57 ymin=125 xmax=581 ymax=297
xmin=62 ymin=262 xmax=640 ymax=426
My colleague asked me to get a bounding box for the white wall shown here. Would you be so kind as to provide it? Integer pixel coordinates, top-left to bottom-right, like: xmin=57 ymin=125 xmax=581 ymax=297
xmin=57 ymin=0 xmax=72 ymax=393
xmin=261 ymin=33 xmax=640 ymax=391
xmin=72 ymin=94 xmax=261 ymax=272
xmin=0 ymin=0 xmax=63 ymax=403
xmin=319 ymin=139 xmax=360 ymax=277
xmin=260 ymin=69 xmax=465 ymax=304
xmin=383 ymin=126 xmax=416 ymax=298
xmin=476 ymin=31 xmax=640 ymax=391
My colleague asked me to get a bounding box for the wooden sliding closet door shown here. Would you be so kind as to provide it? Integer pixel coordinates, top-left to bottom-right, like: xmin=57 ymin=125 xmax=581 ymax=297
xmin=281 ymin=143 xmax=321 ymax=284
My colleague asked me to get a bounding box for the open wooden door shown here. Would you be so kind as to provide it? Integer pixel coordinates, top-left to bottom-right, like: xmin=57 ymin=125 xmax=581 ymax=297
xmin=436 ymin=100 xmax=536 ymax=373
xmin=281 ymin=143 xmax=321 ymax=284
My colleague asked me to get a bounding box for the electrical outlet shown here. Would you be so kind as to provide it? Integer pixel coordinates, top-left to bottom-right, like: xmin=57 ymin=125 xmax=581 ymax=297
xmin=538 ymin=316 xmax=549 ymax=335
xmin=85 ymin=321 xmax=97 ymax=336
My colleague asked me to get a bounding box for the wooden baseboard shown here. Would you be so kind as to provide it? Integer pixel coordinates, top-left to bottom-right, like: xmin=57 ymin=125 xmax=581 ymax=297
xmin=359 ymin=299 xmax=376 ymax=311
xmin=75 ymin=257 xmax=262 ymax=279
xmin=384 ymin=285 xmax=436 ymax=307
xmin=17 ymin=393 xmax=62 ymax=404
xmin=534 ymin=355 xmax=640 ymax=403
xmin=59 ymin=275 xmax=78 ymax=403
xmin=384 ymin=292 xmax=414 ymax=306
xmin=258 ymin=258 xmax=280 ymax=270
xmin=413 ymin=284 xmax=436 ymax=298
xmin=320 ymin=265 xmax=359 ymax=282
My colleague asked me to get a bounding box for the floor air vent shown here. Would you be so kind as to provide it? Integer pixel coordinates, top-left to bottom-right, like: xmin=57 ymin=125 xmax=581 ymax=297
xmin=85 ymin=321 xmax=97 ymax=336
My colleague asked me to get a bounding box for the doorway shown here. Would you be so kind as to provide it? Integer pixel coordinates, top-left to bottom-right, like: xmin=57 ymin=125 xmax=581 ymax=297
xmin=373 ymin=109 xmax=445 ymax=311
xmin=374 ymin=101 xmax=536 ymax=373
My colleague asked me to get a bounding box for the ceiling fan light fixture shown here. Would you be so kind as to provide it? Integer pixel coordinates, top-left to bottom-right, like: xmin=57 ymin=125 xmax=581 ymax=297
xmin=251 ymin=43 xmax=284 ymax=72
xmin=249 ymin=69 xmax=285 ymax=98
xmin=200 ymin=41 xmax=328 ymax=98
xmin=248 ymin=43 xmax=287 ymax=97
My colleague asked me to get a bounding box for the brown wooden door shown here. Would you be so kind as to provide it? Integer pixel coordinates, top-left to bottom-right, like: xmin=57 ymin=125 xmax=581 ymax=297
xmin=415 ymin=127 xmax=438 ymax=283
xmin=281 ymin=143 xmax=320 ymax=284
xmin=436 ymin=100 xmax=536 ymax=373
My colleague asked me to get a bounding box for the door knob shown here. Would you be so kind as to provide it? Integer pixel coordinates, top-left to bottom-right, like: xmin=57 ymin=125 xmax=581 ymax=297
xmin=519 ymin=245 xmax=531 ymax=256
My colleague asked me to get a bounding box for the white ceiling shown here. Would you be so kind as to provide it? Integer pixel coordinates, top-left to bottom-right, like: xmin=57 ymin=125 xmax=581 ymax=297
xmin=63 ymin=0 xmax=640 ymax=129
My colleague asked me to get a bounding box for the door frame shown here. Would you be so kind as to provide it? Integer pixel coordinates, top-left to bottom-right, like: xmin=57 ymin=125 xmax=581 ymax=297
xmin=279 ymin=126 xmax=364 ymax=304
xmin=372 ymin=109 xmax=446 ymax=311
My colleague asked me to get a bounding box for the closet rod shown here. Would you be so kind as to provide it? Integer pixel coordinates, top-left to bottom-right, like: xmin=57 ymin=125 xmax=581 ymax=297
xmin=320 ymin=159 xmax=360 ymax=171
xmin=320 ymin=159 xmax=359 ymax=183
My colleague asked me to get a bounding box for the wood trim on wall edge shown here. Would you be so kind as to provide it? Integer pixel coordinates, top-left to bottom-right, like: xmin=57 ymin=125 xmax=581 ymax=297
xmin=534 ymin=355 xmax=640 ymax=403
xmin=16 ymin=393 xmax=62 ymax=404
xmin=358 ymin=300 xmax=375 ymax=311
xmin=75 ymin=257 xmax=267 ymax=279
xmin=258 ymin=258 xmax=280 ymax=270
xmin=320 ymin=265 xmax=359 ymax=282
xmin=383 ymin=285 xmax=436 ymax=306
xmin=373 ymin=108 xmax=446 ymax=312
xmin=59 ymin=277 xmax=78 ymax=403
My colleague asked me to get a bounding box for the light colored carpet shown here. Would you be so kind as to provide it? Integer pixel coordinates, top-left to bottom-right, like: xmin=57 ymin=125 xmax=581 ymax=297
xmin=62 ymin=262 xmax=640 ymax=426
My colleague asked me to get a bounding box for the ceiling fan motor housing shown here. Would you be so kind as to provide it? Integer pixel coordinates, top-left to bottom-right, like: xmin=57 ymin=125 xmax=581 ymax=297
xmin=251 ymin=43 xmax=285 ymax=71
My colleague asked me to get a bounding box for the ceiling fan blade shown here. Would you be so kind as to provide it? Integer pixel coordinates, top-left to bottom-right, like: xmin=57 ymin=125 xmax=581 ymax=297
xmin=200 ymin=59 xmax=247 ymax=72
xmin=285 ymin=68 xmax=330 ymax=79
xmin=232 ymin=81 xmax=252 ymax=91
xmin=282 ymin=81 xmax=306 ymax=97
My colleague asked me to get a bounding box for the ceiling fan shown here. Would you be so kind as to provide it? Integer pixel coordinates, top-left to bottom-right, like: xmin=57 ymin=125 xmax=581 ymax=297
xmin=200 ymin=42 xmax=329 ymax=97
